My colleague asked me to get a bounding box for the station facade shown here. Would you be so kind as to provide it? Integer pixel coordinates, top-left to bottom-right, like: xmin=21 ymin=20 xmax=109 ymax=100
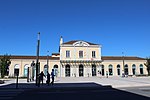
xmin=4 ymin=37 xmax=148 ymax=78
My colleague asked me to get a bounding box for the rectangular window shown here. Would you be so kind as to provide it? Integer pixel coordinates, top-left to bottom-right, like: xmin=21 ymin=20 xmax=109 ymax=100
xmin=66 ymin=50 xmax=70 ymax=58
xmin=92 ymin=51 xmax=96 ymax=58
xmin=79 ymin=51 xmax=83 ymax=58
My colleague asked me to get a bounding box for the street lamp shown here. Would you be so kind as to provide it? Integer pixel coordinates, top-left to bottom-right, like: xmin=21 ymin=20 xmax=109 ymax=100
xmin=122 ymin=52 xmax=125 ymax=77
xmin=47 ymin=51 xmax=49 ymax=72
xmin=0 ymin=60 xmax=1 ymax=77
xmin=36 ymin=32 xmax=40 ymax=86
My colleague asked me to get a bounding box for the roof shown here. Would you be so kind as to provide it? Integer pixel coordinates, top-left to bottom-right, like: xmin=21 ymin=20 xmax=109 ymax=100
xmin=0 ymin=55 xmax=59 ymax=60
xmin=101 ymin=56 xmax=145 ymax=60
xmin=0 ymin=55 xmax=145 ymax=60
xmin=63 ymin=40 xmax=98 ymax=45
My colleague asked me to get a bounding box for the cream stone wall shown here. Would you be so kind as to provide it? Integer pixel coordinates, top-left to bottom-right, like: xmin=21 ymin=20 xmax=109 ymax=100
xmin=101 ymin=60 xmax=147 ymax=76
xmin=9 ymin=59 xmax=33 ymax=77
xmin=60 ymin=40 xmax=102 ymax=61
xmin=59 ymin=40 xmax=102 ymax=77
xmin=9 ymin=59 xmax=60 ymax=77
xmin=49 ymin=60 xmax=60 ymax=76
xmin=60 ymin=46 xmax=101 ymax=60
xmin=9 ymin=58 xmax=147 ymax=78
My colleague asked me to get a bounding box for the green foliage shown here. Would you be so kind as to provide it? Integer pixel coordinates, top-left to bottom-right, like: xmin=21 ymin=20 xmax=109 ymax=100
xmin=0 ymin=54 xmax=11 ymax=78
xmin=144 ymin=57 xmax=150 ymax=76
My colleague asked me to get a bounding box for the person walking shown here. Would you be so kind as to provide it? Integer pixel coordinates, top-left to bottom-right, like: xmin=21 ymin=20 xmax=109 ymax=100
xmin=39 ymin=71 xmax=46 ymax=85
xmin=51 ymin=69 xmax=55 ymax=85
xmin=46 ymin=71 xmax=50 ymax=86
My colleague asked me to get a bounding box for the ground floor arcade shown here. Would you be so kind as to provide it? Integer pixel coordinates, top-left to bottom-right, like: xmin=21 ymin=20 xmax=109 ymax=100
xmin=59 ymin=60 xmax=147 ymax=77
xmin=60 ymin=60 xmax=102 ymax=77
xmin=4 ymin=56 xmax=148 ymax=78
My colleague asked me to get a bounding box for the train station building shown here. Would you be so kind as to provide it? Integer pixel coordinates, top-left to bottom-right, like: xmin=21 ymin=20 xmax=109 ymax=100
xmin=3 ymin=37 xmax=148 ymax=78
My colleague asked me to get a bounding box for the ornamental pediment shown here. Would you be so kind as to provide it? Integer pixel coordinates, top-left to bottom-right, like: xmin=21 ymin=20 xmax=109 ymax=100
xmin=73 ymin=41 xmax=90 ymax=46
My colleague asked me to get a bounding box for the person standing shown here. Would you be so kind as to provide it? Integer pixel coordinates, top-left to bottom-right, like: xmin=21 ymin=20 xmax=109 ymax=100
xmin=106 ymin=71 xmax=108 ymax=78
xmin=99 ymin=71 xmax=102 ymax=78
xmin=51 ymin=69 xmax=55 ymax=85
xmin=46 ymin=71 xmax=50 ymax=86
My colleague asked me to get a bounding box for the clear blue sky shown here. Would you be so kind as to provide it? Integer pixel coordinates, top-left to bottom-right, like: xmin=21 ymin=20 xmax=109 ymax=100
xmin=0 ymin=0 xmax=150 ymax=58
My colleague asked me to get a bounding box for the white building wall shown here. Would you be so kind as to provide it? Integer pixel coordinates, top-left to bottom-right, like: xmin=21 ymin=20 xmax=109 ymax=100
xmin=8 ymin=58 xmax=147 ymax=78
xmin=102 ymin=60 xmax=147 ymax=76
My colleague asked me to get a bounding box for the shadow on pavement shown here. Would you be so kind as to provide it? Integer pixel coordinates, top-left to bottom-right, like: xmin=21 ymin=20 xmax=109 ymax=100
xmin=0 ymin=82 xmax=108 ymax=89
xmin=0 ymin=83 xmax=150 ymax=100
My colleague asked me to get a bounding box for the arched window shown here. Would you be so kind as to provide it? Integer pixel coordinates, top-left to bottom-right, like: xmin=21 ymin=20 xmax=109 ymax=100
xmin=44 ymin=65 xmax=48 ymax=76
xmin=117 ymin=64 xmax=120 ymax=75
xmin=92 ymin=64 xmax=96 ymax=76
xmin=65 ymin=64 xmax=70 ymax=77
xmin=14 ymin=64 xmax=19 ymax=76
xmin=132 ymin=64 xmax=136 ymax=75
xmin=124 ymin=64 xmax=128 ymax=75
xmin=53 ymin=65 xmax=58 ymax=77
xmin=108 ymin=64 xmax=113 ymax=76
xmin=24 ymin=64 xmax=29 ymax=77
xmin=140 ymin=64 xmax=143 ymax=74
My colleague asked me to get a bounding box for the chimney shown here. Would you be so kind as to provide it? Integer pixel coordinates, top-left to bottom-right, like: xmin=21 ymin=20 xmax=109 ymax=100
xmin=60 ymin=36 xmax=63 ymax=46
xmin=59 ymin=36 xmax=63 ymax=52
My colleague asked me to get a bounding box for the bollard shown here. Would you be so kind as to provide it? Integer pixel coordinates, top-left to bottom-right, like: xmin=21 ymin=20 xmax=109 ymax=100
xmin=16 ymin=73 xmax=19 ymax=89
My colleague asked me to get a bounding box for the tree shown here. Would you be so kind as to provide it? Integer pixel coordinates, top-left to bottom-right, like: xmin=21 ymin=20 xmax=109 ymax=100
xmin=144 ymin=57 xmax=150 ymax=76
xmin=0 ymin=54 xmax=11 ymax=78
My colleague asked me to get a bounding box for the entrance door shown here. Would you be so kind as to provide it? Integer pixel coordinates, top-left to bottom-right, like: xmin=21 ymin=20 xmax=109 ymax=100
xmin=24 ymin=65 xmax=29 ymax=77
xmin=140 ymin=64 xmax=143 ymax=74
xmin=79 ymin=64 xmax=84 ymax=77
xmin=92 ymin=64 xmax=96 ymax=76
xmin=14 ymin=64 xmax=19 ymax=76
xmin=117 ymin=69 xmax=120 ymax=75
xmin=54 ymin=65 xmax=58 ymax=77
xmin=124 ymin=64 xmax=128 ymax=75
xmin=108 ymin=64 xmax=113 ymax=76
xmin=117 ymin=65 xmax=120 ymax=75
xmin=101 ymin=65 xmax=104 ymax=76
xmin=132 ymin=69 xmax=135 ymax=75
xmin=65 ymin=65 xmax=70 ymax=77
xmin=132 ymin=64 xmax=136 ymax=75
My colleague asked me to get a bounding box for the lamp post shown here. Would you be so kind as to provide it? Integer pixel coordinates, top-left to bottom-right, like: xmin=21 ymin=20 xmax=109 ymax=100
xmin=47 ymin=51 xmax=49 ymax=72
xmin=36 ymin=32 xmax=40 ymax=86
xmin=122 ymin=52 xmax=125 ymax=77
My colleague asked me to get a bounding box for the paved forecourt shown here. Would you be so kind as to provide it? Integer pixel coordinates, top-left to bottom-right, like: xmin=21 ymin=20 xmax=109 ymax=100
xmin=1 ymin=76 xmax=150 ymax=88
xmin=56 ymin=76 xmax=150 ymax=88
xmin=0 ymin=76 xmax=150 ymax=99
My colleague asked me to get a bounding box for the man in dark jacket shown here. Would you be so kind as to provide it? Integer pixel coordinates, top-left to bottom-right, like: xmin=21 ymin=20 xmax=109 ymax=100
xmin=39 ymin=71 xmax=46 ymax=85
xmin=51 ymin=69 xmax=55 ymax=85
xmin=46 ymin=71 xmax=50 ymax=85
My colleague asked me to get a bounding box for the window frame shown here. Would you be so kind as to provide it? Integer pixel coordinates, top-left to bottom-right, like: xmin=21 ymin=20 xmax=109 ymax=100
xmin=79 ymin=51 xmax=83 ymax=58
xmin=66 ymin=50 xmax=70 ymax=58
xmin=92 ymin=51 xmax=96 ymax=58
